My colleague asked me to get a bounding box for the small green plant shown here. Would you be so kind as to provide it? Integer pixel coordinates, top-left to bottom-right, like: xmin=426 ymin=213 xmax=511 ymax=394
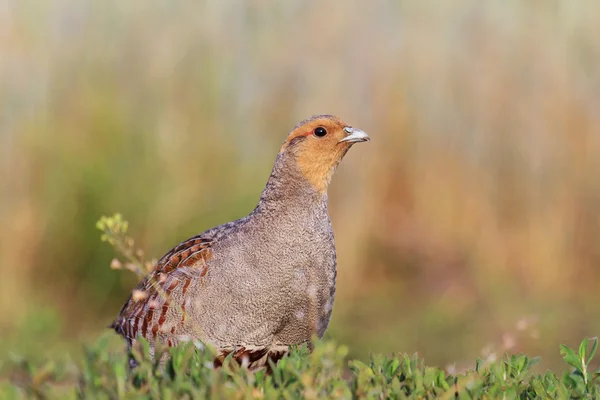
xmin=560 ymin=337 xmax=599 ymax=398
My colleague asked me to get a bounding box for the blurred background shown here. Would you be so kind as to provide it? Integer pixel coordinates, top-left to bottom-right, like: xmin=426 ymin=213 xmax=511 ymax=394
xmin=2 ymin=0 xmax=600 ymax=371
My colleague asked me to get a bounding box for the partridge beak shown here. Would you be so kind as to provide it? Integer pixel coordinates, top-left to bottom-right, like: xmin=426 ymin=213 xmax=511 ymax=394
xmin=339 ymin=127 xmax=370 ymax=143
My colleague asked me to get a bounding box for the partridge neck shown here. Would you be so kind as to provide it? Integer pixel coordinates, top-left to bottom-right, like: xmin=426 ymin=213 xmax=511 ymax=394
xmin=255 ymin=151 xmax=328 ymax=214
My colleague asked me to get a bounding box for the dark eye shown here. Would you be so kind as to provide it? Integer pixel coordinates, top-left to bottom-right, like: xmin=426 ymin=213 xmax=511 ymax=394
xmin=314 ymin=127 xmax=327 ymax=137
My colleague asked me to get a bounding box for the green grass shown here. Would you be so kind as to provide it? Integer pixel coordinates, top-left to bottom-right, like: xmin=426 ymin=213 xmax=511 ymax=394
xmin=2 ymin=335 xmax=598 ymax=399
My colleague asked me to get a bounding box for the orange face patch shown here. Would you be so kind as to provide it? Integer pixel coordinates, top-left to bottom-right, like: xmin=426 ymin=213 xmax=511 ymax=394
xmin=281 ymin=115 xmax=356 ymax=194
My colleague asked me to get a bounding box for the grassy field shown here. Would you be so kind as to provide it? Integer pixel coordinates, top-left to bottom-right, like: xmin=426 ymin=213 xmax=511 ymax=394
xmin=2 ymin=335 xmax=599 ymax=399
xmin=1 ymin=0 xmax=600 ymax=384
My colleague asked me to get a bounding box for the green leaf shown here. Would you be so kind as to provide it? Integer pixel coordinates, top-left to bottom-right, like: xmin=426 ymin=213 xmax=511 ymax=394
xmin=579 ymin=338 xmax=589 ymax=361
xmin=589 ymin=337 xmax=598 ymax=363
xmin=113 ymin=361 xmax=126 ymax=398
xmin=475 ymin=358 xmax=483 ymax=373
xmin=529 ymin=357 xmax=541 ymax=368
xmin=530 ymin=378 xmax=546 ymax=396
xmin=560 ymin=345 xmax=582 ymax=371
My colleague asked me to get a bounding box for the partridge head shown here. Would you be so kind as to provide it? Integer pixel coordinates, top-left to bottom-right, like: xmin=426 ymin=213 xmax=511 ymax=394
xmin=111 ymin=114 xmax=370 ymax=369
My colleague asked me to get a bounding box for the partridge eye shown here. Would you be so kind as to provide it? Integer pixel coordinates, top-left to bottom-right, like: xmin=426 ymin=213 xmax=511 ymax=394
xmin=314 ymin=127 xmax=327 ymax=137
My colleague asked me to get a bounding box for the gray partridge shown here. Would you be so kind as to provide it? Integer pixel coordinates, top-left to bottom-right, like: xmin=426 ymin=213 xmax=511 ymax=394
xmin=111 ymin=115 xmax=370 ymax=369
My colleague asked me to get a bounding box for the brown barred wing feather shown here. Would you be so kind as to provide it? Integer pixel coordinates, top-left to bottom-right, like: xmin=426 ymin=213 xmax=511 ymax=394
xmin=111 ymin=236 xmax=213 ymax=346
